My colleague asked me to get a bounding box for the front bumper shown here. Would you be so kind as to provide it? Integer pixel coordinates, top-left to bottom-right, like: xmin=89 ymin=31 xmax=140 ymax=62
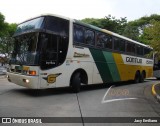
xmin=7 ymin=72 xmax=39 ymax=89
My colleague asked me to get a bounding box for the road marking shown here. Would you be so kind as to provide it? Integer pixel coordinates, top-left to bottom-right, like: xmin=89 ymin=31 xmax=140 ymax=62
xmin=102 ymin=98 xmax=138 ymax=103
xmin=151 ymin=83 xmax=160 ymax=96
xmin=101 ymin=85 xmax=114 ymax=103
xmin=152 ymin=83 xmax=160 ymax=102
xmin=101 ymin=85 xmax=138 ymax=103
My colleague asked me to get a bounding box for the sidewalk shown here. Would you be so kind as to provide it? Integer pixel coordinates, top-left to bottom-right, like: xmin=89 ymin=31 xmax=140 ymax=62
xmin=152 ymin=83 xmax=160 ymax=102
xmin=0 ymin=66 xmax=7 ymax=79
xmin=0 ymin=75 xmax=7 ymax=79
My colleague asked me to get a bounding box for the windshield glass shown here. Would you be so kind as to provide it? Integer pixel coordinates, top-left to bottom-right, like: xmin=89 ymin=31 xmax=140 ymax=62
xmin=15 ymin=17 xmax=44 ymax=35
xmin=10 ymin=16 xmax=69 ymax=67
xmin=10 ymin=33 xmax=39 ymax=65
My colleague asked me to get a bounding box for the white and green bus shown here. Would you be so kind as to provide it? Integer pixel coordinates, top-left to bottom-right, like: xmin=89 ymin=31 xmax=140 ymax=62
xmin=7 ymin=14 xmax=153 ymax=92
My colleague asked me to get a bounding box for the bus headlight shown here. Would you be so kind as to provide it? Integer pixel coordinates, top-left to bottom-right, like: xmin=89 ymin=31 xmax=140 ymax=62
xmin=23 ymin=79 xmax=30 ymax=83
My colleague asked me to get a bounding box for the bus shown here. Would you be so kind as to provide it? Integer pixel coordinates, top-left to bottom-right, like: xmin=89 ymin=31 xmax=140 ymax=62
xmin=153 ymin=54 xmax=160 ymax=79
xmin=7 ymin=14 xmax=153 ymax=92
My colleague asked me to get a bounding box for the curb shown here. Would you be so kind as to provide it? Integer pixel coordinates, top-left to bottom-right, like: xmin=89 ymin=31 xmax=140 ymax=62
xmin=152 ymin=83 xmax=160 ymax=102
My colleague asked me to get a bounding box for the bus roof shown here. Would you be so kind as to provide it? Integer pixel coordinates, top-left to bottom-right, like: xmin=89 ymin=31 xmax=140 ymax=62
xmin=18 ymin=13 xmax=152 ymax=49
xmin=18 ymin=13 xmax=70 ymax=25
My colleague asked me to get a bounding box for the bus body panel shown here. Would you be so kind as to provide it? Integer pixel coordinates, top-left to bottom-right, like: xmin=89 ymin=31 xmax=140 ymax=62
xmin=7 ymin=72 xmax=39 ymax=89
xmin=114 ymin=53 xmax=153 ymax=81
xmin=89 ymin=49 xmax=153 ymax=83
xmin=93 ymin=64 xmax=103 ymax=84
xmin=72 ymin=47 xmax=94 ymax=85
xmin=7 ymin=66 xmax=40 ymax=89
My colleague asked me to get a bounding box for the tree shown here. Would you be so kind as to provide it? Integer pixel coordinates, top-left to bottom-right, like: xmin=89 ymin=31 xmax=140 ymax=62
xmin=122 ymin=23 xmax=139 ymax=41
xmin=0 ymin=12 xmax=17 ymax=64
xmin=142 ymin=20 xmax=160 ymax=56
xmin=81 ymin=15 xmax=127 ymax=35
xmin=0 ymin=23 xmax=17 ymax=60
xmin=123 ymin=14 xmax=160 ymax=42
xmin=0 ymin=12 xmax=8 ymax=37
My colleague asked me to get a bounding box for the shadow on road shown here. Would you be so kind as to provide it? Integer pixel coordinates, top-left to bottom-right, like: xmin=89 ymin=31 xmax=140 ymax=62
xmin=10 ymin=80 xmax=151 ymax=97
xmin=12 ymin=87 xmax=72 ymax=97
xmin=79 ymin=80 xmax=151 ymax=93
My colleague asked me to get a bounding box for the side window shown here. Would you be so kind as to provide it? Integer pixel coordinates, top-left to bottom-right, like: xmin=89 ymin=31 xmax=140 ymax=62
xmin=136 ymin=45 xmax=143 ymax=56
xmin=114 ymin=37 xmax=125 ymax=52
xmin=73 ymin=25 xmax=84 ymax=43
xmin=85 ymin=29 xmax=95 ymax=45
xmin=144 ymin=48 xmax=152 ymax=58
xmin=126 ymin=42 xmax=135 ymax=55
xmin=45 ymin=16 xmax=69 ymax=37
xmin=96 ymin=33 xmax=105 ymax=48
xmin=144 ymin=48 xmax=150 ymax=55
xmin=104 ymin=35 xmax=112 ymax=49
xmin=96 ymin=32 xmax=112 ymax=49
xmin=114 ymin=37 xmax=119 ymax=51
xmin=119 ymin=40 xmax=125 ymax=52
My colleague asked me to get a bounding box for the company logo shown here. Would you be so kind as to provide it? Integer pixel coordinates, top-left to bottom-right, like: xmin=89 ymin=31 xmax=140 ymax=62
xmin=1 ymin=118 xmax=42 ymax=124
xmin=146 ymin=60 xmax=153 ymax=64
xmin=126 ymin=57 xmax=142 ymax=64
xmin=74 ymin=52 xmax=90 ymax=58
xmin=47 ymin=73 xmax=62 ymax=83
xmin=43 ymin=73 xmax=62 ymax=84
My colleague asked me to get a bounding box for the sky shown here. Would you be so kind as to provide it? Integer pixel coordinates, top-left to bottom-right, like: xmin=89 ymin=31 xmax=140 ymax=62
xmin=0 ymin=0 xmax=160 ymax=23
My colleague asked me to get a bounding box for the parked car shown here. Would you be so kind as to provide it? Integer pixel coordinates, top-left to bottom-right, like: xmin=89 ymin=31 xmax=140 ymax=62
xmin=0 ymin=67 xmax=7 ymax=75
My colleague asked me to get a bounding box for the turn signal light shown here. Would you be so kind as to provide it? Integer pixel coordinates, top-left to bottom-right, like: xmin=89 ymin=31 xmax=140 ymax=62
xmin=29 ymin=70 xmax=36 ymax=76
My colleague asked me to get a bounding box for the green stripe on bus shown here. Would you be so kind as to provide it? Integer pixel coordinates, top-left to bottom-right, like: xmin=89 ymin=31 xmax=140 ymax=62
xmin=89 ymin=49 xmax=113 ymax=83
xmin=102 ymin=51 xmax=121 ymax=82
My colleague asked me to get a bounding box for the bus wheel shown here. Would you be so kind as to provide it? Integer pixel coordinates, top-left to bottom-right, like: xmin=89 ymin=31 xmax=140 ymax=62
xmin=140 ymin=71 xmax=145 ymax=83
xmin=71 ymin=72 xmax=81 ymax=93
xmin=134 ymin=71 xmax=140 ymax=83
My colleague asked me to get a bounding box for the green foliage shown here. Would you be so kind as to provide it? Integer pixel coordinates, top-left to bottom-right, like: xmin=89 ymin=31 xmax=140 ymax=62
xmin=0 ymin=12 xmax=17 ymax=37
xmin=124 ymin=14 xmax=160 ymax=42
xmin=122 ymin=23 xmax=139 ymax=41
xmin=81 ymin=15 xmax=127 ymax=35
xmin=0 ymin=12 xmax=17 ymax=63
xmin=0 ymin=12 xmax=8 ymax=37
xmin=7 ymin=23 xmax=17 ymax=36
xmin=142 ymin=20 xmax=160 ymax=56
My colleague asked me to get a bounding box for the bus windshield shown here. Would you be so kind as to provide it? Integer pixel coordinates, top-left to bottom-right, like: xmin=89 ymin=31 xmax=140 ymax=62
xmin=10 ymin=16 xmax=69 ymax=68
xmin=10 ymin=33 xmax=39 ymax=65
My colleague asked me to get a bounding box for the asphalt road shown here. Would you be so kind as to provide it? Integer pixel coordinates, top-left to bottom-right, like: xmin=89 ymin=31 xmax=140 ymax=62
xmin=0 ymin=78 xmax=160 ymax=126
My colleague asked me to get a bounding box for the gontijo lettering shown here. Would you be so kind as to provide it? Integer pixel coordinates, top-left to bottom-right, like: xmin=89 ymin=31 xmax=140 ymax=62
xmin=126 ymin=57 xmax=142 ymax=64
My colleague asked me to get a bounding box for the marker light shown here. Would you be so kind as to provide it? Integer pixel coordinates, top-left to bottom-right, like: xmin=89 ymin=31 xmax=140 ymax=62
xmin=29 ymin=70 xmax=36 ymax=76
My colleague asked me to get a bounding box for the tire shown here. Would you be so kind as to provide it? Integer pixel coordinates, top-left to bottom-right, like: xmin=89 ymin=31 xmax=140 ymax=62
xmin=134 ymin=71 xmax=140 ymax=83
xmin=140 ymin=72 xmax=144 ymax=83
xmin=71 ymin=72 xmax=81 ymax=93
